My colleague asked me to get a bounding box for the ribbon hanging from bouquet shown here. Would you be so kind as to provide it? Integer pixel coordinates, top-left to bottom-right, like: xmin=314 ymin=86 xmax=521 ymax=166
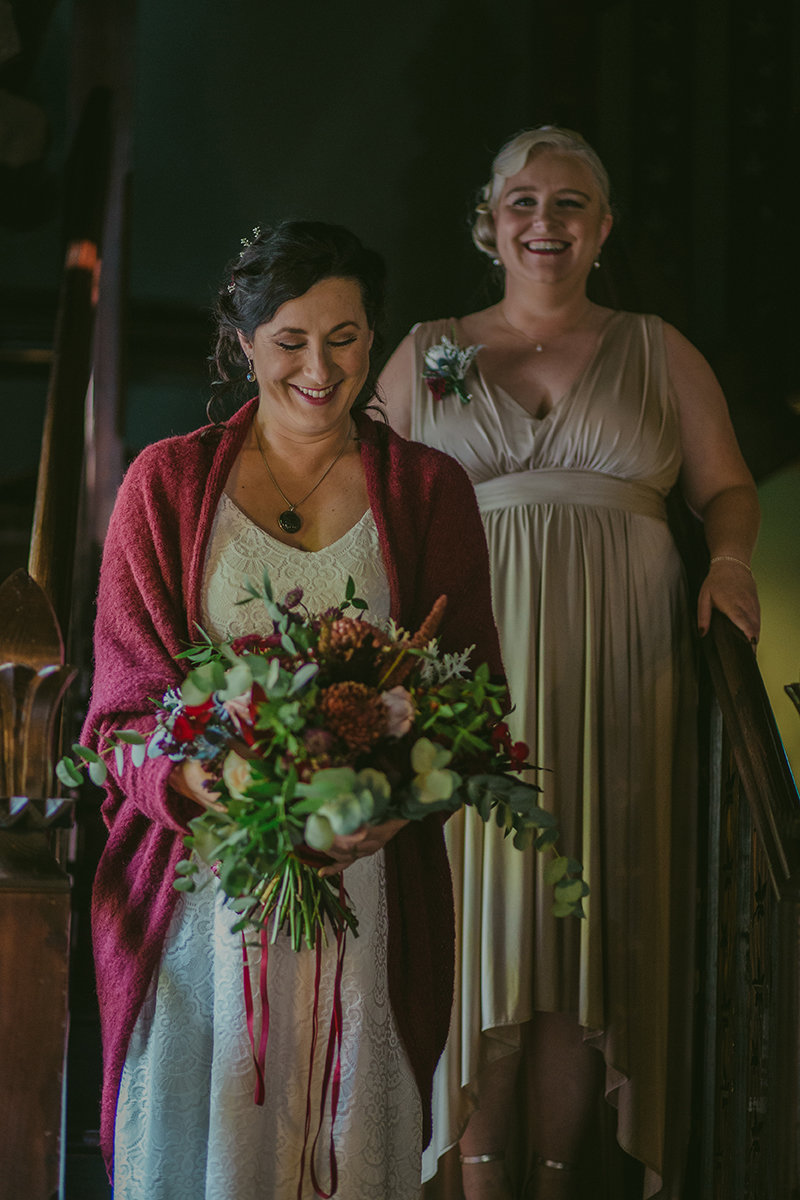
xmin=241 ymin=875 xmax=349 ymax=1199
xmin=242 ymin=928 xmax=270 ymax=1106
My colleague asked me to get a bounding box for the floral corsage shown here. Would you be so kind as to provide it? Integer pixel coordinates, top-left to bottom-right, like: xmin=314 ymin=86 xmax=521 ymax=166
xmin=423 ymin=333 xmax=482 ymax=405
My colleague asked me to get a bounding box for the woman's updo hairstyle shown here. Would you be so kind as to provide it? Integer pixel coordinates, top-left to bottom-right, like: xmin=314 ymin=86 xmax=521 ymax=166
xmin=209 ymin=220 xmax=387 ymax=421
xmin=471 ymin=125 xmax=611 ymax=260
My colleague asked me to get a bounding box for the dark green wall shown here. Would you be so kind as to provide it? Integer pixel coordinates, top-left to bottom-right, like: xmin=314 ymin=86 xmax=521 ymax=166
xmin=2 ymin=0 xmax=799 ymax=473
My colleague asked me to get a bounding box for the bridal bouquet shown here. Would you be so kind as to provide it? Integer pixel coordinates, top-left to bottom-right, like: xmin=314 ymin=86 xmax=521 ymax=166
xmin=60 ymin=573 xmax=587 ymax=949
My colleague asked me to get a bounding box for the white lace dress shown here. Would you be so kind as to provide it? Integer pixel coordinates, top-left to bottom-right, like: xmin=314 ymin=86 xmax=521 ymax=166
xmin=113 ymin=494 xmax=423 ymax=1200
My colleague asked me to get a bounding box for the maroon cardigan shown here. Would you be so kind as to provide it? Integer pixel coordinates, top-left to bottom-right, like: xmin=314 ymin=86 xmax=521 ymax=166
xmin=84 ymin=399 xmax=503 ymax=1175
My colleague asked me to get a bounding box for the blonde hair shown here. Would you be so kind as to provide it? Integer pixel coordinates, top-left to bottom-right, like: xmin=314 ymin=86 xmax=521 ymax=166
xmin=472 ymin=126 xmax=611 ymax=259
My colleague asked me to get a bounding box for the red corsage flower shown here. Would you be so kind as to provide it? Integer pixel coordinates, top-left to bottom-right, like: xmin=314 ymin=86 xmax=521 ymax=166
xmin=491 ymin=721 xmax=529 ymax=767
xmin=425 ymin=376 xmax=448 ymax=402
xmin=172 ymin=697 xmax=215 ymax=743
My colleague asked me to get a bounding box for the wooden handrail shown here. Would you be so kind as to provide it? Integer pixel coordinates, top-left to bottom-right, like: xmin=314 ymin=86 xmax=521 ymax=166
xmin=703 ymin=610 xmax=800 ymax=895
xmin=27 ymin=85 xmax=111 ymax=637
xmin=700 ymin=609 xmax=800 ymax=1198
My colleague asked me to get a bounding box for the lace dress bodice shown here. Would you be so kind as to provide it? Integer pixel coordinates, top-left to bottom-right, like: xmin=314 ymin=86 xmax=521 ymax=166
xmin=200 ymin=493 xmax=392 ymax=639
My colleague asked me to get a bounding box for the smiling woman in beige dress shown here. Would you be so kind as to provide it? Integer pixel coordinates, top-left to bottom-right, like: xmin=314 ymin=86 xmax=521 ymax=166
xmin=380 ymin=126 xmax=760 ymax=1200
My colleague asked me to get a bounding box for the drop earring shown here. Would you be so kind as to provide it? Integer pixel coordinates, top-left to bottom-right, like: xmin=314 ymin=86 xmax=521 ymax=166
xmin=246 ymin=357 xmax=256 ymax=383
xmin=593 ymin=257 xmax=601 ymax=270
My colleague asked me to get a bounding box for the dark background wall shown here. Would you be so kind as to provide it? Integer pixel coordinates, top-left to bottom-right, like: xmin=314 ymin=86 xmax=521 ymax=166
xmin=2 ymin=0 xmax=798 ymax=498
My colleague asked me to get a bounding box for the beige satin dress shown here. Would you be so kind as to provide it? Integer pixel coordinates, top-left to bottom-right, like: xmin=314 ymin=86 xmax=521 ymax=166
xmin=411 ymin=312 xmax=697 ymax=1198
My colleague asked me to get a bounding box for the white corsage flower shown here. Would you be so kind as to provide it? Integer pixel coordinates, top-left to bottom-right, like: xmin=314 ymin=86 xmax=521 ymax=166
xmin=422 ymin=334 xmax=482 ymax=405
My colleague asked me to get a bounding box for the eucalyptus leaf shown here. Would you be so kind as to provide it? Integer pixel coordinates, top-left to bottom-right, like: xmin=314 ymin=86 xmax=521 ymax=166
xmin=147 ymin=729 xmax=167 ymax=757
xmin=508 ymin=785 xmax=540 ymax=808
xmin=475 ymin=792 xmax=492 ymax=822
xmin=114 ymin=744 xmax=125 ymax=775
xmin=113 ymin=730 xmax=148 ymax=746
xmin=173 ymin=877 xmax=196 ymax=892
xmin=528 ymin=806 xmax=557 ymax=829
xmin=181 ymin=676 xmax=213 ymax=707
xmin=130 ymin=742 xmax=146 ymax=768
xmin=72 ymin=743 xmax=101 ymax=764
xmin=305 ymin=813 xmax=334 ymax=851
xmin=174 ymin=859 xmax=199 ymax=876
xmin=266 ymin=658 xmax=281 ymax=691
xmin=552 ymin=900 xmax=576 ymax=918
xmin=544 ymin=856 xmax=569 ymax=885
xmin=555 ymin=879 xmax=584 ymax=904
xmin=535 ymin=827 xmax=559 ymax=850
xmin=56 ymin=758 xmax=84 ymax=788
xmin=88 ymin=760 xmax=108 ymax=786
xmin=289 ymin=662 xmax=319 ymax=694
xmin=220 ymin=662 xmax=253 ymax=701
xmin=512 ymin=826 xmax=535 ymax=852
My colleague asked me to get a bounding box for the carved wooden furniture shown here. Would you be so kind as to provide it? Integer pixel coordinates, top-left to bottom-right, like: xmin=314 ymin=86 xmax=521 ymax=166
xmin=0 ymin=570 xmax=77 ymax=1199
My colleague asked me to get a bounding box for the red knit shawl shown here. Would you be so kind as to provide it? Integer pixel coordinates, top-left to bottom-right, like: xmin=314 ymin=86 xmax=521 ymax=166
xmin=83 ymin=400 xmax=502 ymax=1176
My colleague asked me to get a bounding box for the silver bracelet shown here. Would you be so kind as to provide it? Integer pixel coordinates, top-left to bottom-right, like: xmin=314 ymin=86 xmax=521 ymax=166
xmin=709 ymin=555 xmax=753 ymax=577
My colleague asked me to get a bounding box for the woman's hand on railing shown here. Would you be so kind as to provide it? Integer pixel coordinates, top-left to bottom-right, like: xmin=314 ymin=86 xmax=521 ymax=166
xmin=697 ymin=558 xmax=761 ymax=644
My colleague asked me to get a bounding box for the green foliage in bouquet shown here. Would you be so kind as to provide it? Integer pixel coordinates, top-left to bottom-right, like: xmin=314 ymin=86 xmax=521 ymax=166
xmin=59 ymin=572 xmax=588 ymax=949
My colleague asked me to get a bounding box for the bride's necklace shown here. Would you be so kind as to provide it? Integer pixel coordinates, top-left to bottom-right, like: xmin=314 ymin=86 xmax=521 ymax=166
xmin=498 ymin=304 xmax=590 ymax=354
xmin=253 ymin=419 xmax=352 ymax=535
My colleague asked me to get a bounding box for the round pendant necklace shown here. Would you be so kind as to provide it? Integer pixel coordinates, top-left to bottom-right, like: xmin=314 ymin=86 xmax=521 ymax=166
xmin=253 ymin=419 xmax=352 ymax=535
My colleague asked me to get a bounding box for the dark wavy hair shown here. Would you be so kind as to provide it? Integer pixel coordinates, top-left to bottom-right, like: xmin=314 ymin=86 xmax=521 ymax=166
xmin=208 ymin=220 xmax=387 ymax=422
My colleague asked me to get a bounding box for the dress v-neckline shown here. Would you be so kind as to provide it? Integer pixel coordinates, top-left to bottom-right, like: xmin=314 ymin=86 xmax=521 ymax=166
xmin=218 ymin=490 xmax=373 ymax=555
xmin=453 ymin=309 xmax=622 ymax=425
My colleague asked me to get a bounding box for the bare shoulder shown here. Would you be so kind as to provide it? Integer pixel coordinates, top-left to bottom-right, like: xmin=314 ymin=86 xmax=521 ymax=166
xmin=660 ymin=320 xmax=722 ymax=397
xmin=658 ymin=320 xmax=755 ymax=507
xmin=378 ymin=332 xmax=418 ymax=438
xmin=456 ymin=307 xmax=497 ymax=343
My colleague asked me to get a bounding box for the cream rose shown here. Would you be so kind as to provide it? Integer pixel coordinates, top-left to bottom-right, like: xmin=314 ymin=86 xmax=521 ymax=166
xmin=222 ymin=749 xmax=255 ymax=800
xmin=381 ymin=686 xmax=415 ymax=738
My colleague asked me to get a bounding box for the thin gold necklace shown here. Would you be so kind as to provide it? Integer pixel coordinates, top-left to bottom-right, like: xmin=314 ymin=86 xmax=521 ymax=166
xmin=253 ymin=419 xmax=352 ymax=535
xmin=498 ymin=304 xmax=590 ymax=354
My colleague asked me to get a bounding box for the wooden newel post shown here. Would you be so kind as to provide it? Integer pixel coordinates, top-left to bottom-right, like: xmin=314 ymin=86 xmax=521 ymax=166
xmin=0 ymin=570 xmax=78 ymax=1199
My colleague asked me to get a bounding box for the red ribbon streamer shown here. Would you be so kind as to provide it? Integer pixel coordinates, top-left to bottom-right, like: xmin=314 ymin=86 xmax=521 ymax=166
xmin=242 ymin=889 xmax=349 ymax=1198
xmin=297 ymin=877 xmax=349 ymax=1199
xmin=242 ymin=927 xmax=270 ymax=1106
xmin=309 ymin=918 xmax=347 ymax=1198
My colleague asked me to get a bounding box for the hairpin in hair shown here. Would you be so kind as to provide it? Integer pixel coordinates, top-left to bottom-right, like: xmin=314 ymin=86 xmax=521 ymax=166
xmin=227 ymin=225 xmax=262 ymax=294
xmin=239 ymin=225 xmax=261 ymax=253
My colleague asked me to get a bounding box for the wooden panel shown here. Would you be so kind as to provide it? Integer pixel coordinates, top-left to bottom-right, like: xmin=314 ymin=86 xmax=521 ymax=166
xmin=0 ymin=867 xmax=70 ymax=1200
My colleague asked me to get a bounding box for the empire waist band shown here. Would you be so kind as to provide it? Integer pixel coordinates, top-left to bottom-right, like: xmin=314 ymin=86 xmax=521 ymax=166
xmin=474 ymin=468 xmax=667 ymax=522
